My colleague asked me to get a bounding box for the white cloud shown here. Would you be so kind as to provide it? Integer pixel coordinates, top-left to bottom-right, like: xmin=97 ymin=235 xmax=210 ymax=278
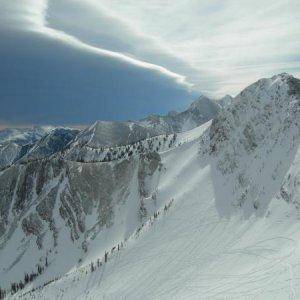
xmin=0 ymin=0 xmax=192 ymax=90
xmin=1 ymin=0 xmax=300 ymax=97
xmin=94 ymin=0 xmax=300 ymax=96
xmin=0 ymin=0 xmax=48 ymax=30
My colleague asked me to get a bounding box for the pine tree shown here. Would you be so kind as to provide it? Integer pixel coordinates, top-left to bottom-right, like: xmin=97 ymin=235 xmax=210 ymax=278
xmin=19 ymin=282 xmax=24 ymax=290
xmin=11 ymin=283 xmax=16 ymax=294
xmin=90 ymin=262 xmax=95 ymax=272
xmin=37 ymin=264 xmax=43 ymax=275
xmin=24 ymin=273 xmax=29 ymax=284
xmin=0 ymin=287 xmax=5 ymax=299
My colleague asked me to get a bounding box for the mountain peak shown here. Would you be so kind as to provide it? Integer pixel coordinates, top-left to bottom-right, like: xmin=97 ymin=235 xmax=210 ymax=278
xmin=207 ymin=73 xmax=300 ymax=217
xmin=271 ymin=72 xmax=293 ymax=81
xmin=236 ymin=73 xmax=299 ymax=104
xmin=189 ymin=95 xmax=212 ymax=110
xmin=216 ymin=95 xmax=233 ymax=108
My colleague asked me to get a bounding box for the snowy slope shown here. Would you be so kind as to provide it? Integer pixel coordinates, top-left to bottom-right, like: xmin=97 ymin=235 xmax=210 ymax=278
xmin=0 ymin=127 xmax=55 ymax=169
xmin=0 ymin=127 xmax=54 ymax=146
xmin=1 ymin=73 xmax=300 ymax=299
xmin=0 ymin=96 xmax=217 ymax=296
xmin=17 ymin=123 xmax=300 ymax=299
xmin=0 ymin=142 xmax=25 ymax=169
xmin=20 ymin=128 xmax=78 ymax=161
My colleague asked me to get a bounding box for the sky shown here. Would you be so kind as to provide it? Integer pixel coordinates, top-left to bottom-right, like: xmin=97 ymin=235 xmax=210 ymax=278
xmin=0 ymin=0 xmax=299 ymax=126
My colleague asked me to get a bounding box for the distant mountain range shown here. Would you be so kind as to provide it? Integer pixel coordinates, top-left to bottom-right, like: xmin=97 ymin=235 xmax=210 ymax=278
xmin=0 ymin=96 xmax=219 ymax=168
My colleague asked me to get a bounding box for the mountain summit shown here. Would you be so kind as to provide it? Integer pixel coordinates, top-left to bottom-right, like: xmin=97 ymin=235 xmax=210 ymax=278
xmin=206 ymin=72 xmax=300 ymax=217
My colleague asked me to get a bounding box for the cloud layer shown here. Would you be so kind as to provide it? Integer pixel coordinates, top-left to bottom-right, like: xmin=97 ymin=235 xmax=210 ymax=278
xmin=0 ymin=0 xmax=299 ymax=125
xmin=0 ymin=1 xmax=196 ymax=125
xmin=6 ymin=0 xmax=300 ymax=97
xmin=1 ymin=0 xmax=191 ymax=88
xmin=93 ymin=0 xmax=300 ymax=96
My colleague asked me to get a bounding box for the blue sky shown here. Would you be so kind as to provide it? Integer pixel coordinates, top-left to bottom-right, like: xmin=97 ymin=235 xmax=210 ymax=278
xmin=0 ymin=0 xmax=299 ymax=126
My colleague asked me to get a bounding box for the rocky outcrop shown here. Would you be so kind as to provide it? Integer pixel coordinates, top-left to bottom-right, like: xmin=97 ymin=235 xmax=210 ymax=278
xmin=202 ymin=73 xmax=300 ymax=217
xmin=0 ymin=144 xmax=162 ymax=289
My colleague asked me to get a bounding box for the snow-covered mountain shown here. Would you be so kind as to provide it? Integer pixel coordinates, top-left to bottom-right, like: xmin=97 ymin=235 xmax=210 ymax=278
xmin=62 ymin=97 xmax=217 ymax=163
xmin=0 ymin=142 xmax=26 ymax=170
xmin=69 ymin=95 xmax=218 ymax=149
xmin=0 ymin=96 xmax=217 ymax=170
xmin=140 ymin=95 xmax=219 ymax=133
xmin=0 ymin=133 xmax=166 ymax=295
xmin=0 ymin=127 xmax=78 ymax=169
xmin=0 ymin=126 xmax=54 ymax=146
xmin=205 ymin=73 xmax=300 ymax=217
xmin=72 ymin=120 xmax=159 ymax=148
xmin=20 ymin=128 xmax=78 ymax=161
xmin=215 ymin=94 xmax=234 ymax=108
xmin=0 ymin=127 xmax=55 ymax=169
xmin=0 ymin=73 xmax=300 ymax=299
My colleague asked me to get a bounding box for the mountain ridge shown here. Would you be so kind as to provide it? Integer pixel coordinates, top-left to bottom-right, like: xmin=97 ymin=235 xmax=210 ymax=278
xmin=0 ymin=73 xmax=300 ymax=299
xmin=0 ymin=96 xmax=218 ymax=168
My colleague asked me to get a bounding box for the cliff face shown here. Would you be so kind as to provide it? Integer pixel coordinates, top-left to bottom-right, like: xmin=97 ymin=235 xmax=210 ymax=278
xmin=0 ymin=149 xmax=161 ymax=288
xmin=201 ymin=73 xmax=300 ymax=217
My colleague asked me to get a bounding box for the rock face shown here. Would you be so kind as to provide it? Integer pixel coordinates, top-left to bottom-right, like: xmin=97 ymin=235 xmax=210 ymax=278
xmin=0 ymin=143 xmax=162 ymax=288
xmin=202 ymin=73 xmax=300 ymax=217
xmin=0 ymin=156 xmax=154 ymax=240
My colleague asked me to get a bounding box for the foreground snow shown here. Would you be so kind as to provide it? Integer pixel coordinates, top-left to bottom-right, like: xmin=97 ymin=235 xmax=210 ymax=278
xmin=15 ymin=119 xmax=300 ymax=300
